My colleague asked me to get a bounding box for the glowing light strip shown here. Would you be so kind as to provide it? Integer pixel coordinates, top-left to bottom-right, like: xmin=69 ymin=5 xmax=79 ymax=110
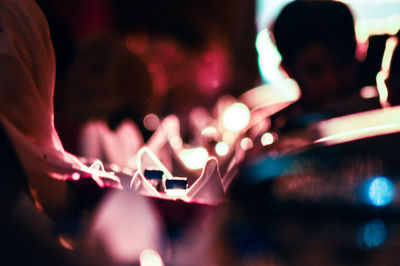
xmin=315 ymin=123 xmax=400 ymax=144
xmin=376 ymin=36 xmax=398 ymax=108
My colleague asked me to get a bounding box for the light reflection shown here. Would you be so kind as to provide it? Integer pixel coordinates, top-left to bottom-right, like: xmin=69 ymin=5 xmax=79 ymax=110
xmin=358 ymin=219 xmax=387 ymax=249
xmin=215 ymin=141 xmax=229 ymax=156
xmin=367 ymin=177 xmax=395 ymax=206
xmin=165 ymin=189 xmax=187 ymax=198
xmin=222 ymin=103 xmax=250 ymax=132
xmin=261 ymin=132 xmax=275 ymax=146
xmin=140 ymin=249 xmax=164 ymax=266
xmin=58 ymin=236 xmax=74 ymax=250
xmin=181 ymin=147 xmax=209 ymax=170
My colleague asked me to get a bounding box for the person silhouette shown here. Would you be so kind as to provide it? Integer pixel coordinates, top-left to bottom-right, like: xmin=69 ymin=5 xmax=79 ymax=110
xmin=270 ymin=0 xmax=380 ymax=132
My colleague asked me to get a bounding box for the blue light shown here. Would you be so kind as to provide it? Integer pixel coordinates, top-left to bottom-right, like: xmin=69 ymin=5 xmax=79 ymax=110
xmin=358 ymin=219 xmax=387 ymax=249
xmin=367 ymin=177 xmax=395 ymax=206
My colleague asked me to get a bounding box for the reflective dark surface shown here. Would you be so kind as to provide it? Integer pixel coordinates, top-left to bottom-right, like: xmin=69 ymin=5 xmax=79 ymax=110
xmin=225 ymin=112 xmax=400 ymax=264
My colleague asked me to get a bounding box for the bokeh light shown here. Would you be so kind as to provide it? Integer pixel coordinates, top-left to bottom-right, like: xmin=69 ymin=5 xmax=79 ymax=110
xmin=181 ymin=147 xmax=209 ymax=170
xmin=222 ymin=103 xmax=250 ymax=132
xmin=215 ymin=141 xmax=229 ymax=156
xmin=240 ymin=137 xmax=253 ymax=151
xmin=358 ymin=219 xmax=387 ymax=249
xmin=72 ymin=172 xmax=80 ymax=181
xmin=367 ymin=176 xmax=395 ymax=206
xmin=261 ymin=132 xmax=275 ymax=146
xmin=139 ymin=249 xmax=164 ymax=266
xmin=144 ymin=113 xmax=160 ymax=131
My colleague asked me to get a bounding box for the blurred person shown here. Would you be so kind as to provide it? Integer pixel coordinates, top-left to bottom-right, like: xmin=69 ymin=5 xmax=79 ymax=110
xmin=270 ymin=0 xmax=380 ymax=132
xmin=387 ymin=30 xmax=400 ymax=106
xmin=359 ymin=34 xmax=391 ymax=88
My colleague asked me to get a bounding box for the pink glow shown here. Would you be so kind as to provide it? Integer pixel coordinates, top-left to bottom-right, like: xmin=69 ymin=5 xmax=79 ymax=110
xmin=72 ymin=172 xmax=80 ymax=181
xmin=90 ymin=191 xmax=162 ymax=263
xmin=360 ymin=86 xmax=379 ymax=99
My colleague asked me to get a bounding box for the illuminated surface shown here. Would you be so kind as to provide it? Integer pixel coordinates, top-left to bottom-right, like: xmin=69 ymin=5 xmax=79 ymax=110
xmin=180 ymin=147 xmax=209 ymax=170
xmin=261 ymin=132 xmax=275 ymax=146
xmin=222 ymin=103 xmax=250 ymax=132
xmin=215 ymin=141 xmax=229 ymax=156
xmin=165 ymin=189 xmax=187 ymax=198
xmin=358 ymin=219 xmax=387 ymax=249
xmin=140 ymin=249 xmax=164 ymax=266
xmin=367 ymin=177 xmax=395 ymax=206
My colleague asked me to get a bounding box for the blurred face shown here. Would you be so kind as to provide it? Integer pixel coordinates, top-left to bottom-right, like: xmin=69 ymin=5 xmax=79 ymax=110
xmin=288 ymin=43 xmax=357 ymax=108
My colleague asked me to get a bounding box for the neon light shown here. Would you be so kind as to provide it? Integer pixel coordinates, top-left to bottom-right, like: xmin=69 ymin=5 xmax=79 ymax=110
xmin=222 ymin=103 xmax=250 ymax=132
xmin=367 ymin=177 xmax=395 ymax=206
xmin=215 ymin=141 xmax=229 ymax=156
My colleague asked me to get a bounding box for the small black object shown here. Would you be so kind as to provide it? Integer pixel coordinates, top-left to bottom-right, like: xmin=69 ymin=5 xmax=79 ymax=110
xmin=165 ymin=178 xmax=187 ymax=190
xmin=144 ymin=169 xmax=164 ymax=180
